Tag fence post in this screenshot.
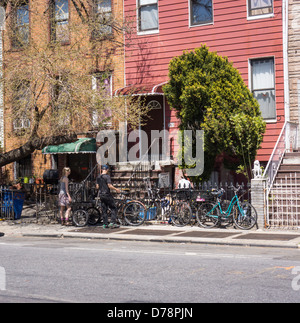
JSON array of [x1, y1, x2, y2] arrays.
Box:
[[251, 178, 267, 229]]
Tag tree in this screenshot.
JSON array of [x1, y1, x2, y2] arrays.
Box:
[[0, 0, 147, 167], [163, 45, 266, 181]]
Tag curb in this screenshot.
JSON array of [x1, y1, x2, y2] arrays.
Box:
[[21, 231, 300, 249]]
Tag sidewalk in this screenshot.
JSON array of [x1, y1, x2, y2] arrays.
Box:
[[1, 219, 300, 249]]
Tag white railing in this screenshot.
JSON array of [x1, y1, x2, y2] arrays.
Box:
[[267, 173, 300, 228], [263, 121, 298, 191]]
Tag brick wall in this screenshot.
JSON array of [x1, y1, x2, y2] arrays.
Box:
[[2, 0, 125, 182]]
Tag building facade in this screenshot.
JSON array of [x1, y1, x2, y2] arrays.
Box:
[[2, 0, 125, 183], [1, 0, 295, 187], [122, 0, 287, 183]]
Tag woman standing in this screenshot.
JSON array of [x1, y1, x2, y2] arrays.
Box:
[[59, 167, 72, 225]]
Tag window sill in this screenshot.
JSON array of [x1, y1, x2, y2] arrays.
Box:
[[264, 118, 277, 124], [137, 29, 159, 36], [189, 21, 214, 28], [247, 13, 274, 21]]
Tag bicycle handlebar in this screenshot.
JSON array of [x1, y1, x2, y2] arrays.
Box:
[[228, 184, 242, 193]]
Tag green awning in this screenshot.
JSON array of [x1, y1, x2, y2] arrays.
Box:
[[42, 138, 96, 154]]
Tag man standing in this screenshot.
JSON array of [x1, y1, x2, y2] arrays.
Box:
[[96, 165, 121, 229]]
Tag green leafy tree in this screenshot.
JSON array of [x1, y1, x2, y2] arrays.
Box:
[[163, 45, 266, 182]]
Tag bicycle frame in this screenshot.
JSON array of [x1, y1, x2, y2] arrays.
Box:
[[207, 193, 244, 219]]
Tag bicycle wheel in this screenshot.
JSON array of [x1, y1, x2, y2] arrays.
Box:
[[72, 209, 89, 227], [123, 200, 146, 226], [196, 202, 219, 228], [87, 207, 101, 225], [170, 202, 192, 227], [233, 201, 257, 230]]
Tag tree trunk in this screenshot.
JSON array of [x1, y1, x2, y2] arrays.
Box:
[[0, 133, 77, 167]]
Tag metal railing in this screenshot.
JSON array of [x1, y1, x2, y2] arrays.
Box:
[[263, 121, 298, 191]]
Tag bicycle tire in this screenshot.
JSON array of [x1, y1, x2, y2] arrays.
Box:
[[196, 202, 219, 228], [170, 202, 192, 227], [123, 200, 146, 226], [233, 201, 257, 230], [72, 209, 89, 227], [87, 207, 101, 225]]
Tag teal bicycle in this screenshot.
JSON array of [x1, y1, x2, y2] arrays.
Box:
[[196, 185, 257, 230]]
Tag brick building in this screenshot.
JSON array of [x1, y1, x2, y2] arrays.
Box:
[[2, 0, 125, 183]]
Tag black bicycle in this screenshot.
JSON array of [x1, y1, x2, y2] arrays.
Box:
[[86, 191, 147, 226], [142, 177, 173, 221]]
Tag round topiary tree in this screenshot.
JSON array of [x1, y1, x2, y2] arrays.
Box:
[[163, 45, 266, 182]]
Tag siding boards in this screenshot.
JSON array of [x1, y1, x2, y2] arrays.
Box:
[[124, 0, 285, 162]]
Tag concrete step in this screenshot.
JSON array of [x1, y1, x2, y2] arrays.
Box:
[[278, 164, 300, 172]]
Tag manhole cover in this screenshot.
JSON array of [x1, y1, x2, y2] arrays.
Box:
[[233, 233, 300, 241], [121, 229, 181, 236], [71, 226, 128, 234], [175, 231, 238, 238]]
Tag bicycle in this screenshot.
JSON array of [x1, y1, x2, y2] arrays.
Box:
[[86, 190, 147, 226], [169, 189, 193, 227], [196, 185, 257, 230], [142, 177, 172, 222]]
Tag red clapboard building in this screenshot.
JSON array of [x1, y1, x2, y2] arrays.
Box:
[[120, 0, 286, 183]]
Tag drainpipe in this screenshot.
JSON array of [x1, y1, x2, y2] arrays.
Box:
[[283, 0, 290, 123], [282, 0, 293, 150]]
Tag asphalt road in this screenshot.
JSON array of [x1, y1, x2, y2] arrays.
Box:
[[0, 236, 300, 304]]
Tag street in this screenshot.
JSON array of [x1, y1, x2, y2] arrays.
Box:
[[0, 236, 300, 304]]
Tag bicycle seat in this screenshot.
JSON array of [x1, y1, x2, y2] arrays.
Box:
[[210, 188, 224, 197]]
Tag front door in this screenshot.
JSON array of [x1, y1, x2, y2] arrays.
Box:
[[141, 96, 164, 161]]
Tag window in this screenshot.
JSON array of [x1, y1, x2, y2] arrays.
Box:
[[51, 0, 69, 43], [11, 2, 29, 48], [92, 74, 112, 127], [15, 155, 32, 178], [51, 76, 70, 126], [147, 100, 162, 110], [190, 0, 213, 26], [138, 0, 158, 32], [13, 82, 31, 131], [92, 0, 112, 38], [250, 58, 276, 120], [248, 0, 273, 17]]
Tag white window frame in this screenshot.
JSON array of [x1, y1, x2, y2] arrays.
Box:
[[249, 56, 277, 123], [247, 0, 274, 20], [189, 0, 214, 28], [13, 118, 30, 130], [137, 0, 159, 35]]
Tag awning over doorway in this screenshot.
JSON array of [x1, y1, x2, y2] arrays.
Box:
[[42, 138, 96, 154], [114, 81, 168, 96]]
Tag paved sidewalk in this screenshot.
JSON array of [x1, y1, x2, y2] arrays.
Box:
[[1, 220, 300, 249]]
